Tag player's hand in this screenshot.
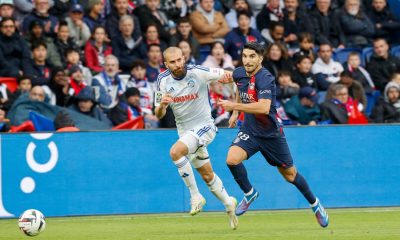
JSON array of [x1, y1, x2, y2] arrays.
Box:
[[160, 94, 173, 107], [218, 72, 233, 84], [217, 99, 235, 112], [228, 111, 238, 128]]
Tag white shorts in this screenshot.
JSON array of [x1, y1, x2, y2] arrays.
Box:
[[178, 124, 217, 168]]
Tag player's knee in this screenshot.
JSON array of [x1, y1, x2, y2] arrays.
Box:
[[201, 172, 214, 183], [170, 148, 183, 161], [283, 172, 296, 183], [226, 157, 240, 166]]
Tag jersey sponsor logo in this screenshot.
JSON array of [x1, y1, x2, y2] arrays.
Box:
[[172, 93, 199, 103], [259, 89, 271, 95], [240, 92, 256, 103]]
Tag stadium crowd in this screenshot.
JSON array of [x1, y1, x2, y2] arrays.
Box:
[[0, 0, 399, 131]]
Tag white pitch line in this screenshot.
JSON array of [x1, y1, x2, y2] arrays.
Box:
[[48, 208, 400, 222]]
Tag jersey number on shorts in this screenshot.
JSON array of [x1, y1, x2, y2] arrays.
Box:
[[238, 132, 250, 141]]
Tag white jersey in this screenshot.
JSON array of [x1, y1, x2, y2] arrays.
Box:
[[157, 65, 225, 135]]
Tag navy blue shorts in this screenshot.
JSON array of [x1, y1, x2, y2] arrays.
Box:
[[231, 129, 293, 168]]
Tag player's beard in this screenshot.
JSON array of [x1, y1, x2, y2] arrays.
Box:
[[172, 66, 186, 78]]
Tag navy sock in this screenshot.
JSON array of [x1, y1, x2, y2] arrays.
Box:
[[227, 163, 253, 194], [291, 173, 317, 204]]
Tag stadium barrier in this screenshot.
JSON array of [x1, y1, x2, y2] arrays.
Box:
[[0, 125, 399, 218]]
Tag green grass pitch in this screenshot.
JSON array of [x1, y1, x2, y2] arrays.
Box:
[[1, 207, 399, 240]]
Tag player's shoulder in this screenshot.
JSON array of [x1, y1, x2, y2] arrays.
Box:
[[256, 67, 274, 82], [232, 67, 247, 81], [187, 64, 210, 73], [156, 69, 171, 89]]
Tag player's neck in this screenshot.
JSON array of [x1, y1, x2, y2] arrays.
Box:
[[246, 65, 262, 77]]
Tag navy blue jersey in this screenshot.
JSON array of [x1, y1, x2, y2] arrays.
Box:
[[233, 66, 282, 138]]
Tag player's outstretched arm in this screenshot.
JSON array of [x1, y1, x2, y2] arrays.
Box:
[[155, 94, 173, 119], [218, 70, 234, 84], [218, 99, 271, 115]]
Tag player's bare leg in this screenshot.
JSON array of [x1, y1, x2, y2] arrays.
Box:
[[226, 146, 259, 216], [278, 166, 329, 227], [196, 162, 238, 229], [170, 141, 205, 216]]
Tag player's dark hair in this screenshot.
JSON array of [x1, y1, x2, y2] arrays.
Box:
[[242, 42, 264, 56]]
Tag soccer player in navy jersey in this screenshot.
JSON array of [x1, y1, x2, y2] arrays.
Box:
[[217, 42, 329, 227]]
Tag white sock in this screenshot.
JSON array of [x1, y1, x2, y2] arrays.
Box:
[[173, 156, 200, 197], [207, 174, 232, 209], [310, 198, 319, 207]]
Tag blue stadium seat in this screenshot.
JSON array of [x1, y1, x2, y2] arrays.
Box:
[[334, 48, 362, 65], [390, 45, 400, 58], [361, 47, 374, 66], [198, 45, 211, 64], [365, 90, 381, 116]]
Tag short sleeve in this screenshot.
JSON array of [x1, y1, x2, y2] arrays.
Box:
[[256, 71, 275, 100], [156, 75, 167, 94], [195, 66, 224, 84]]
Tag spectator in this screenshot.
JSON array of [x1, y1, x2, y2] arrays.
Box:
[[25, 20, 62, 68], [54, 21, 79, 67], [262, 42, 293, 77], [189, 0, 230, 45], [256, 0, 284, 33], [310, 0, 345, 47], [0, 17, 32, 78], [202, 41, 234, 70], [29, 85, 46, 102], [225, 0, 257, 29], [108, 86, 143, 126], [284, 86, 321, 125], [312, 43, 343, 83], [65, 4, 91, 48], [292, 32, 316, 63], [105, 0, 141, 40], [68, 64, 87, 96], [320, 83, 367, 124], [366, 38, 400, 92], [343, 52, 375, 94], [160, 0, 195, 22], [282, 0, 313, 48], [54, 110, 79, 132], [30, 40, 53, 86], [13, 75, 32, 100], [336, 0, 375, 47], [44, 67, 72, 106], [277, 70, 299, 102], [65, 48, 93, 86], [224, 10, 264, 66], [169, 17, 200, 59], [68, 86, 112, 126], [84, 26, 113, 74], [293, 55, 331, 90], [91, 54, 124, 110], [22, 0, 58, 37], [262, 20, 286, 46], [370, 81, 400, 123], [178, 39, 198, 65], [133, 0, 171, 43], [0, 0, 20, 30], [126, 60, 155, 115], [332, 70, 367, 107], [13, 0, 54, 23], [83, 0, 105, 32], [146, 44, 165, 83], [111, 15, 147, 73], [144, 24, 168, 51], [0, 108, 9, 132], [367, 0, 400, 44]]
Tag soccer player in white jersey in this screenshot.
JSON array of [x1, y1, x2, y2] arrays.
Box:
[[155, 47, 238, 230]]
